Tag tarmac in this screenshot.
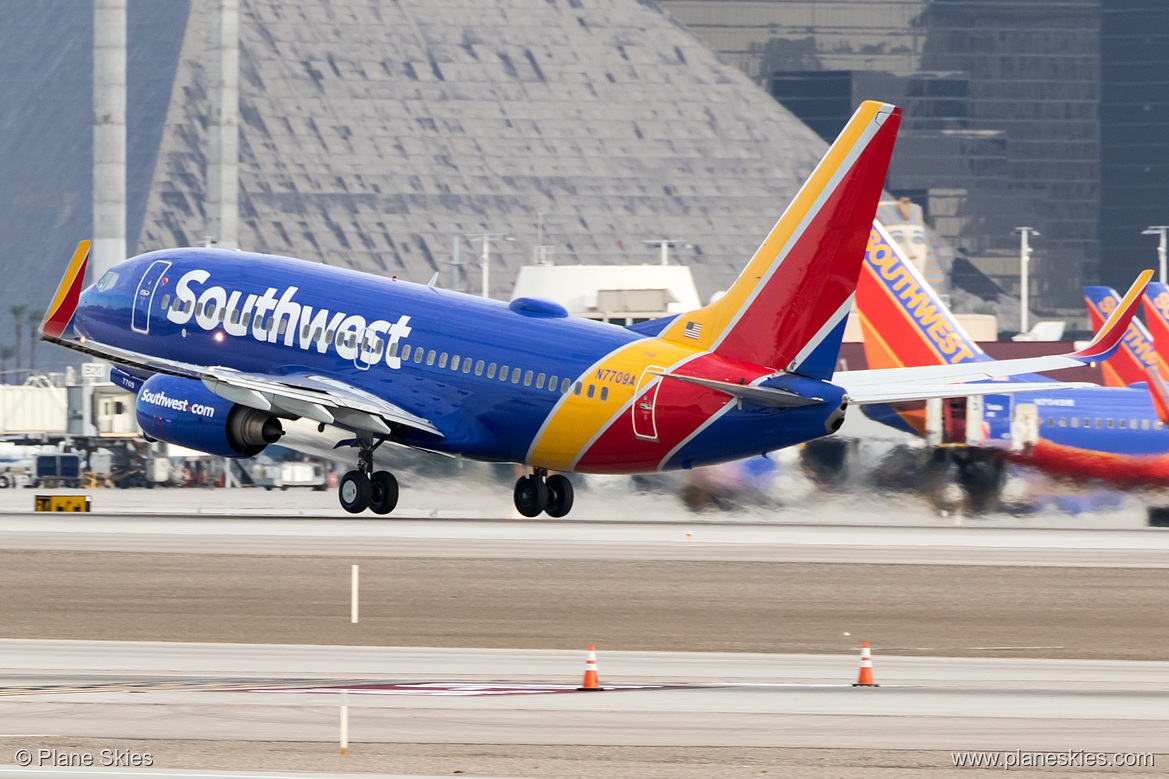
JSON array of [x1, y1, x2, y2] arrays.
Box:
[[0, 488, 1165, 776]]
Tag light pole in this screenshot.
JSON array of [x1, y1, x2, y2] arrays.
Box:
[[1142, 226, 1169, 284], [1013, 227, 1039, 334], [464, 233, 515, 298], [641, 239, 692, 266], [449, 236, 465, 292]]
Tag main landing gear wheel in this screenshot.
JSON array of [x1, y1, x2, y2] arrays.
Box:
[[545, 474, 574, 518], [339, 470, 370, 514], [514, 474, 548, 517], [337, 435, 400, 515], [513, 470, 575, 517], [369, 470, 399, 515]]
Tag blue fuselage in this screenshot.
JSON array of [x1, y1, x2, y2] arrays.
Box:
[[75, 248, 842, 470]]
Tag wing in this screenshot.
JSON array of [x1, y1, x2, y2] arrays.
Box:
[[846, 380, 1092, 405], [43, 332, 441, 438], [836, 270, 1152, 404]]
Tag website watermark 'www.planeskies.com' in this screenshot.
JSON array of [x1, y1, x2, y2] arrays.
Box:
[[952, 750, 1154, 769]]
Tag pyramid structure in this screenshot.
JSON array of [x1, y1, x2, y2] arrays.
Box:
[[0, 0, 185, 370], [138, 0, 833, 301]]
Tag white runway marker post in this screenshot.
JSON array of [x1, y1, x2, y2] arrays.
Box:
[[350, 564, 359, 624], [340, 689, 349, 754]]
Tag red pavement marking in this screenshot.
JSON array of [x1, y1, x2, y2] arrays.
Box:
[[238, 682, 659, 696]]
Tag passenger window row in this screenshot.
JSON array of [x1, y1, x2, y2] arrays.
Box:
[[1045, 416, 1162, 430], [411, 347, 576, 395], [409, 348, 617, 402]]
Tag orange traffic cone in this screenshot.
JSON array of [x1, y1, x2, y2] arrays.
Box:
[[578, 644, 601, 691], [853, 641, 878, 687]]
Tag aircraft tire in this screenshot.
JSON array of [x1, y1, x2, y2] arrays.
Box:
[[514, 475, 548, 517], [339, 470, 371, 514], [544, 474, 574, 517], [369, 471, 399, 515], [0, 474, 9, 489]]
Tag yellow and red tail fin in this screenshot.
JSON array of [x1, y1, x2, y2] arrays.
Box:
[[40, 240, 91, 339], [1142, 281, 1169, 365], [1084, 285, 1169, 387], [659, 100, 901, 379]]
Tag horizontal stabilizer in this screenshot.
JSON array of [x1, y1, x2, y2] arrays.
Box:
[[651, 371, 824, 408]]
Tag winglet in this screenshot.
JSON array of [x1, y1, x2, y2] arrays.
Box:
[[40, 240, 92, 339], [1083, 285, 1167, 387], [1146, 366, 1169, 425], [1073, 270, 1153, 361]]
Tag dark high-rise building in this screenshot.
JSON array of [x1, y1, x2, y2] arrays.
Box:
[[663, 0, 1104, 312], [1100, 0, 1169, 291]]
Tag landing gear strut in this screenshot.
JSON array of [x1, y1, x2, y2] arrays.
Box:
[[514, 469, 574, 517], [339, 436, 398, 515]]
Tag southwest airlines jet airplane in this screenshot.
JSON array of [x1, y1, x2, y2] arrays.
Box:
[[857, 222, 1169, 489], [38, 102, 1148, 515]]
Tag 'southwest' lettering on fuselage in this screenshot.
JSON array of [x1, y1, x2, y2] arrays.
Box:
[[165, 269, 412, 368], [865, 230, 976, 364]]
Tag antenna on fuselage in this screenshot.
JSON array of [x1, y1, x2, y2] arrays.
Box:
[[426, 272, 440, 289]]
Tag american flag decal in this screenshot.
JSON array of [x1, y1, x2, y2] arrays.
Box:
[[683, 321, 702, 339]]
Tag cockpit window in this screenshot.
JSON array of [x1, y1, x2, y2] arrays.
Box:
[[95, 271, 119, 292]]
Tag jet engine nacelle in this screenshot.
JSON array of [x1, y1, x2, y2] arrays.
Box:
[[135, 374, 283, 458]]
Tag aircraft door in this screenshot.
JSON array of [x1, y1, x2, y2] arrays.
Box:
[[131, 260, 172, 334], [632, 365, 664, 441], [1011, 402, 1040, 451], [965, 395, 986, 446]]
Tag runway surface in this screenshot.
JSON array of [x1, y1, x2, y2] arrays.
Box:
[[0, 772, 493, 779], [0, 767, 545, 779], [1, 492, 1166, 775], [1, 640, 1166, 754], [3, 549, 1168, 657], [2, 513, 1169, 567]]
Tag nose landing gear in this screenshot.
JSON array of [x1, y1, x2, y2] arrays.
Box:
[[514, 468, 574, 517], [338, 436, 399, 515]]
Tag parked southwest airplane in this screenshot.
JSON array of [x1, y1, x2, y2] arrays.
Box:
[[39, 102, 1149, 515], [856, 221, 1169, 490]]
